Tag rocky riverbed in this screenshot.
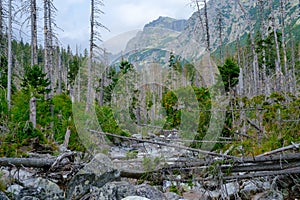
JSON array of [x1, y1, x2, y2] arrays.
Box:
[[0, 133, 299, 199]]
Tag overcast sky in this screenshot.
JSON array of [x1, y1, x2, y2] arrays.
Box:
[[54, 0, 195, 52]]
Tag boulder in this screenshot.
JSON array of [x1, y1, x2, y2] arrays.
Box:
[[83, 181, 137, 200], [221, 182, 239, 199], [20, 197, 40, 200], [121, 197, 150, 200], [136, 184, 167, 200], [0, 191, 9, 200], [66, 153, 120, 199], [121, 196, 151, 200], [17, 177, 63, 200], [255, 190, 283, 200], [240, 180, 270, 199], [164, 192, 185, 200], [7, 184, 23, 199]]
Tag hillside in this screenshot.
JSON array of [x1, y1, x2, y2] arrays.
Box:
[[122, 0, 300, 62]]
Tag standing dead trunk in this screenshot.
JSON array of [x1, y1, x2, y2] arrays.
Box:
[[279, 0, 288, 91], [86, 0, 95, 112], [30, 97, 37, 128], [63, 127, 71, 148], [269, 0, 282, 92], [57, 48, 62, 94], [203, 0, 210, 51], [7, 0, 12, 110], [31, 0, 38, 66]]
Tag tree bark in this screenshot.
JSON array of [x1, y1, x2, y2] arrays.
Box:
[[86, 0, 94, 112], [7, 0, 12, 110], [31, 0, 38, 66], [30, 97, 37, 128], [269, 0, 282, 92]]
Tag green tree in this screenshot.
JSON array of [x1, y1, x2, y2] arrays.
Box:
[[218, 58, 240, 92], [21, 65, 50, 96]]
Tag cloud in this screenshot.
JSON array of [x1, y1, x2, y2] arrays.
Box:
[[54, 0, 194, 51]]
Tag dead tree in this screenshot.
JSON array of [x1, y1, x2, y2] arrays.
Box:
[[31, 0, 38, 66], [86, 0, 107, 111], [7, 0, 12, 110], [269, 0, 283, 92]]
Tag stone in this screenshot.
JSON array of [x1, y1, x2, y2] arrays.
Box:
[[121, 197, 150, 200], [7, 184, 23, 198], [240, 180, 270, 199], [164, 192, 185, 200], [136, 184, 168, 200], [86, 181, 137, 200], [20, 197, 40, 200], [255, 190, 283, 200], [221, 182, 239, 199], [0, 191, 9, 200], [182, 190, 211, 200], [23, 177, 63, 200], [66, 153, 120, 200], [292, 185, 300, 197]]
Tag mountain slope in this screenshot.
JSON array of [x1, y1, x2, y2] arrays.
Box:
[[122, 0, 300, 62]]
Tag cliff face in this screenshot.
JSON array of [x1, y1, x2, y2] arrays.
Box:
[[123, 0, 300, 62], [144, 16, 187, 32]]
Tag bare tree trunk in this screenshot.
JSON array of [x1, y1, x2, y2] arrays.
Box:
[[47, 0, 54, 97], [7, 0, 12, 110], [0, 0, 3, 38], [291, 40, 297, 94], [217, 10, 223, 63], [44, 0, 49, 86], [57, 48, 62, 94], [203, 0, 210, 51], [63, 127, 71, 148], [31, 0, 38, 66], [269, 0, 282, 92], [236, 37, 243, 96], [86, 0, 95, 112], [30, 97, 37, 128], [258, 0, 267, 95], [280, 0, 288, 91]]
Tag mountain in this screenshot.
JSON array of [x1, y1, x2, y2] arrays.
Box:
[[124, 17, 187, 56], [121, 0, 300, 63], [144, 16, 187, 32]]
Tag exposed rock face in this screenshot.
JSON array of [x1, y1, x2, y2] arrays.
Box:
[[66, 153, 120, 199], [144, 16, 187, 32]]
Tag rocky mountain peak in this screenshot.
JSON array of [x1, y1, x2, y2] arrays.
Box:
[[144, 16, 187, 32]]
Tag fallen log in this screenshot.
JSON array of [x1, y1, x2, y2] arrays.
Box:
[[89, 129, 238, 159], [0, 152, 78, 169], [0, 157, 55, 168], [255, 143, 300, 158]]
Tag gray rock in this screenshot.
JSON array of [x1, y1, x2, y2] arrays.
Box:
[[164, 192, 185, 200], [0, 191, 9, 200], [240, 180, 270, 199], [291, 185, 300, 198], [256, 190, 283, 200], [121, 196, 150, 200], [67, 153, 120, 199], [22, 177, 63, 200], [18, 186, 44, 200], [7, 184, 23, 199], [136, 184, 167, 200], [85, 181, 137, 200], [20, 197, 40, 200], [221, 182, 239, 199]]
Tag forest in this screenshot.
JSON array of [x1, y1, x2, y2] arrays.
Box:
[[0, 0, 299, 199]]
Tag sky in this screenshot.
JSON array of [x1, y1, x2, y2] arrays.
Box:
[[54, 0, 195, 52]]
